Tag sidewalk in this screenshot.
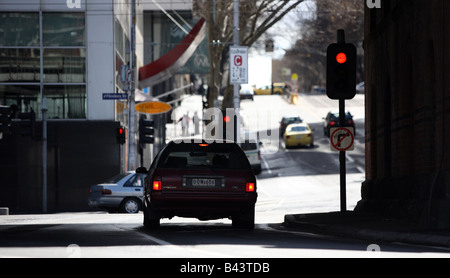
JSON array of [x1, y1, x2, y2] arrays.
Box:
[[284, 211, 450, 249]]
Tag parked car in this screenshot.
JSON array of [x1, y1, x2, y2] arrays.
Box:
[[136, 139, 257, 229], [283, 123, 314, 148], [240, 132, 262, 175], [279, 115, 303, 136], [239, 84, 254, 100], [88, 172, 146, 213], [323, 111, 355, 137]]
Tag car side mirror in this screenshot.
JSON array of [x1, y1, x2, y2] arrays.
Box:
[[135, 167, 148, 174]]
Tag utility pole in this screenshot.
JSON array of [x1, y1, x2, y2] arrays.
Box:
[[128, 0, 137, 171], [233, 0, 240, 143]]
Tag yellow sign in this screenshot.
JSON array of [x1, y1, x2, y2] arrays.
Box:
[[135, 101, 172, 114]]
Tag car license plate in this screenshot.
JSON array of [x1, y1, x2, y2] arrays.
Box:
[[183, 176, 225, 188]]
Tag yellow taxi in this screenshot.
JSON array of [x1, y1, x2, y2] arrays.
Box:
[[253, 83, 285, 95], [283, 123, 314, 148]]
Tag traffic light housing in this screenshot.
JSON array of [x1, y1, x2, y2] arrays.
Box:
[[18, 110, 36, 137], [0, 105, 12, 137], [117, 127, 126, 144], [326, 43, 357, 100], [139, 117, 154, 144]]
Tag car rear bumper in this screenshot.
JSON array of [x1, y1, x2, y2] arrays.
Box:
[[146, 192, 257, 219]]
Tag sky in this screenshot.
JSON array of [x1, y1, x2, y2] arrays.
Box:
[[247, 0, 316, 88]]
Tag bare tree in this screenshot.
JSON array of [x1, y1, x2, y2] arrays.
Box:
[[193, 0, 306, 109], [281, 0, 364, 92]]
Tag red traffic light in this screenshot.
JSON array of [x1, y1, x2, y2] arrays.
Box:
[[118, 127, 124, 135], [336, 52, 347, 64]]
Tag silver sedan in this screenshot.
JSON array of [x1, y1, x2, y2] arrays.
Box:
[[88, 172, 146, 213]]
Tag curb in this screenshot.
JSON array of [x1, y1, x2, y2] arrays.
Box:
[[284, 213, 450, 249]]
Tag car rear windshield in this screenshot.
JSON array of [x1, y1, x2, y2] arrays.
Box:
[[240, 141, 258, 151], [288, 126, 308, 132], [159, 142, 250, 170], [104, 173, 130, 183]]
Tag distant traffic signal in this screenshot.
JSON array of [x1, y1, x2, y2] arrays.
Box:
[[0, 105, 12, 137], [222, 109, 236, 141], [139, 117, 154, 144], [117, 127, 126, 144], [326, 43, 357, 100]]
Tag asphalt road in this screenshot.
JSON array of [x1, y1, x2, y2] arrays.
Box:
[[1, 95, 450, 259]]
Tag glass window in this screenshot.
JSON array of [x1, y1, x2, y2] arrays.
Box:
[[43, 49, 86, 83], [43, 13, 85, 47], [0, 49, 40, 83], [44, 85, 86, 119], [0, 84, 40, 117], [0, 13, 39, 47]]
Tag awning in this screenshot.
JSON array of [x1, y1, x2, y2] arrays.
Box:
[[138, 18, 206, 89]]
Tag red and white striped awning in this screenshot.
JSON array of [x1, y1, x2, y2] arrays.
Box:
[[138, 18, 206, 89]]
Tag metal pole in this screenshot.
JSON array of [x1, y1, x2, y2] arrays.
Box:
[[39, 11, 47, 213], [337, 29, 346, 212], [233, 0, 240, 143], [339, 99, 346, 212], [128, 0, 137, 171], [42, 97, 48, 213]]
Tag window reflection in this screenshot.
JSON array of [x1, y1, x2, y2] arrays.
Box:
[[0, 49, 40, 82], [44, 85, 86, 119], [0, 84, 40, 117], [43, 13, 85, 47], [0, 13, 39, 47], [43, 49, 86, 83]]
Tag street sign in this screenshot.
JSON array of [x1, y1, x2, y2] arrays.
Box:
[[135, 101, 171, 114], [230, 46, 248, 84], [102, 93, 128, 100], [330, 127, 354, 151]]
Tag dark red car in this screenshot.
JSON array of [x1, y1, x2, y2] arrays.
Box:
[[136, 139, 257, 229]]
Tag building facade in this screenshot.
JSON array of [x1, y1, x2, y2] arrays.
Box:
[[356, 0, 450, 228], [0, 0, 144, 212]]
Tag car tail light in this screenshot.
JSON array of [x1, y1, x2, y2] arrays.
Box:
[[307, 134, 312, 137], [286, 135, 291, 139], [329, 121, 336, 126], [246, 182, 255, 192], [258, 151, 261, 160], [348, 120, 354, 125], [152, 180, 162, 191], [101, 189, 112, 195]]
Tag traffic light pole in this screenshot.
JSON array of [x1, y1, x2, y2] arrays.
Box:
[[128, 0, 137, 171], [233, 0, 240, 143], [339, 98, 347, 212], [337, 30, 347, 212]]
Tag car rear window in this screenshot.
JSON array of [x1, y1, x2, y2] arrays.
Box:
[[240, 141, 258, 151], [159, 142, 250, 170], [288, 126, 308, 132], [104, 173, 130, 183]]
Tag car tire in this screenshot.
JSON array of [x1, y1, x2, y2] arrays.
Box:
[[143, 204, 160, 229], [232, 204, 255, 230], [120, 198, 141, 213]]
